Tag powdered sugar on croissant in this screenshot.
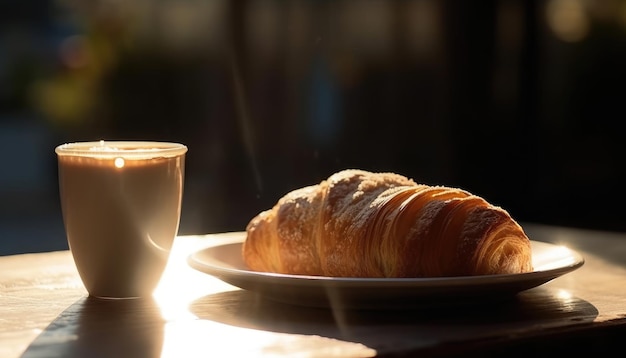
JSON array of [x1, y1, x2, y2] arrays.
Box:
[[243, 169, 533, 277]]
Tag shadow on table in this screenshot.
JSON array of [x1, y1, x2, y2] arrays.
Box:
[[188, 287, 599, 356], [21, 297, 164, 358], [18, 287, 601, 357]]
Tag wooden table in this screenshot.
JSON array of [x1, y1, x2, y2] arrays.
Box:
[[2, 223, 626, 357]]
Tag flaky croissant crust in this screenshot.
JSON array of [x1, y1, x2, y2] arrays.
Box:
[[243, 169, 533, 278]]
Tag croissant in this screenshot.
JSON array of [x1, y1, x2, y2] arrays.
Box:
[[243, 169, 533, 278]]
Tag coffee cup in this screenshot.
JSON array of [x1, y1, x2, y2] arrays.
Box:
[[56, 141, 187, 299]]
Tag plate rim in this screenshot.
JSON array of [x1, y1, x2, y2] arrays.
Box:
[[187, 232, 585, 287]]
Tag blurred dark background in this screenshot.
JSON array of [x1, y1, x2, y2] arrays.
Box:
[[1, 0, 625, 255]]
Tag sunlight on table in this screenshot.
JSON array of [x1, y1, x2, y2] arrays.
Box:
[[151, 235, 377, 358]]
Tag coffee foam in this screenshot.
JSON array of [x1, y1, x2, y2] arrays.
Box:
[[59, 155, 175, 168]]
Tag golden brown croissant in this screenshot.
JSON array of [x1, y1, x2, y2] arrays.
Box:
[[243, 169, 533, 278]]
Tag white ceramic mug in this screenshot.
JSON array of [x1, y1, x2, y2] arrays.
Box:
[[56, 141, 187, 298]]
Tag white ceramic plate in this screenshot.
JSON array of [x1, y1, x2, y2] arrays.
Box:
[[187, 232, 584, 309]]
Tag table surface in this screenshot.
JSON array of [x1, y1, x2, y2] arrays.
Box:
[[2, 223, 626, 357]]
